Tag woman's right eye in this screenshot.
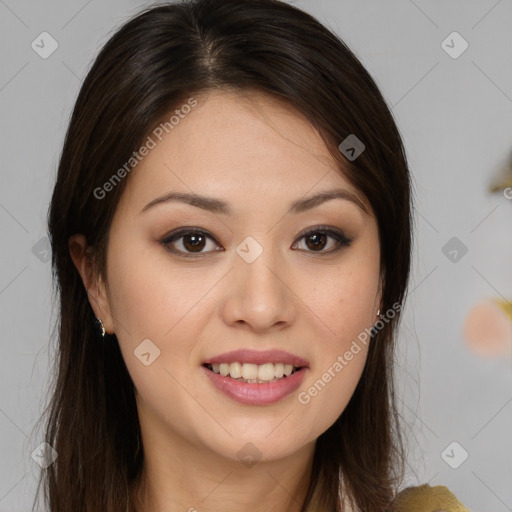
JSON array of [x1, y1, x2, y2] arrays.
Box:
[[160, 229, 223, 258]]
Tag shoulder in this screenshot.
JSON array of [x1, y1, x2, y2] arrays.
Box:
[[391, 483, 471, 512]]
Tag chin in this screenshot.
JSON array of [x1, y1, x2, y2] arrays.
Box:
[[201, 425, 311, 465]]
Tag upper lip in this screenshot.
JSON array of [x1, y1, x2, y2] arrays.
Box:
[[203, 349, 309, 367]]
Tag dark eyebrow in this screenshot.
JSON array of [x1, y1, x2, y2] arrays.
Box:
[[139, 188, 369, 216]]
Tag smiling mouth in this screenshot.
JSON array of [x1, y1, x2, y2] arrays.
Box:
[[203, 362, 302, 383]]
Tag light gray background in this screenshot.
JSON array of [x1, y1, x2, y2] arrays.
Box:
[[1, 1, 511, 511]]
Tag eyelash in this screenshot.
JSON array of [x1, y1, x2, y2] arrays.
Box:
[[160, 225, 353, 258]]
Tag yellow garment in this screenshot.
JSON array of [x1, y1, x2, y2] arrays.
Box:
[[393, 484, 471, 512]]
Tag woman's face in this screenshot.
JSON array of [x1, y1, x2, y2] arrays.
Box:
[[84, 89, 382, 463]]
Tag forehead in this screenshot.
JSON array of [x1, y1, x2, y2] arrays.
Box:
[[117, 89, 366, 215]]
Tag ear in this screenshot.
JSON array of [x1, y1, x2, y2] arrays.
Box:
[[68, 234, 115, 335]]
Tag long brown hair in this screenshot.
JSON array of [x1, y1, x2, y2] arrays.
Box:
[[36, 0, 414, 510]]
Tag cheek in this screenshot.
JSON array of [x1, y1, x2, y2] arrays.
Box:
[[106, 240, 208, 339], [293, 257, 377, 425], [104, 245, 214, 418], [105, 241, 222, 385], [301, 261, 378, 347], [296, 341, 369, 442]]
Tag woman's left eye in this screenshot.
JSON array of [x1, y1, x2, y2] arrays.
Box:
[[292, 227, 353, 253], [160, 226, 353, 258]]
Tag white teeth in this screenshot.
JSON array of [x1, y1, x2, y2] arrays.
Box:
[[258, 363, 274, 381], [207, 362, 300, 381], [242, 363, 258, 380], [229, 362, 242, 378]]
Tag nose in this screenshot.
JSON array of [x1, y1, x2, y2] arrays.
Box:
[[220, 247, 297, 333]]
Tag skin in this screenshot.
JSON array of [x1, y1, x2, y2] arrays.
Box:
[[69, 89, 382, 512]]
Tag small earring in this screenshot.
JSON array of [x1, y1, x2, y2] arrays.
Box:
[[96, 317, 106, 339], [377, 309, 381, 317]]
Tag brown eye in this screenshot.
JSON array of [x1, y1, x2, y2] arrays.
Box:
[[304, 232, 328, 251], [161, 229, 222, 257], [160, 225, 353, 258], [293, 227, 353, 254], [182, 233, 207, 252]]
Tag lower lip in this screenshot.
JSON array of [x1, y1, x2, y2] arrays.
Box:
[[201, 365, 308, 405]]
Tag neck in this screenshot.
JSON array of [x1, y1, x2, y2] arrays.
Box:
[[130, 435, 315, 512]]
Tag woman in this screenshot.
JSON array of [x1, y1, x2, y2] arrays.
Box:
[[37, 0, 470, 510]]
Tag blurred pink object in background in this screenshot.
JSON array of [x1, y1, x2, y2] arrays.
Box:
[[463, 299, 512, 358]]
